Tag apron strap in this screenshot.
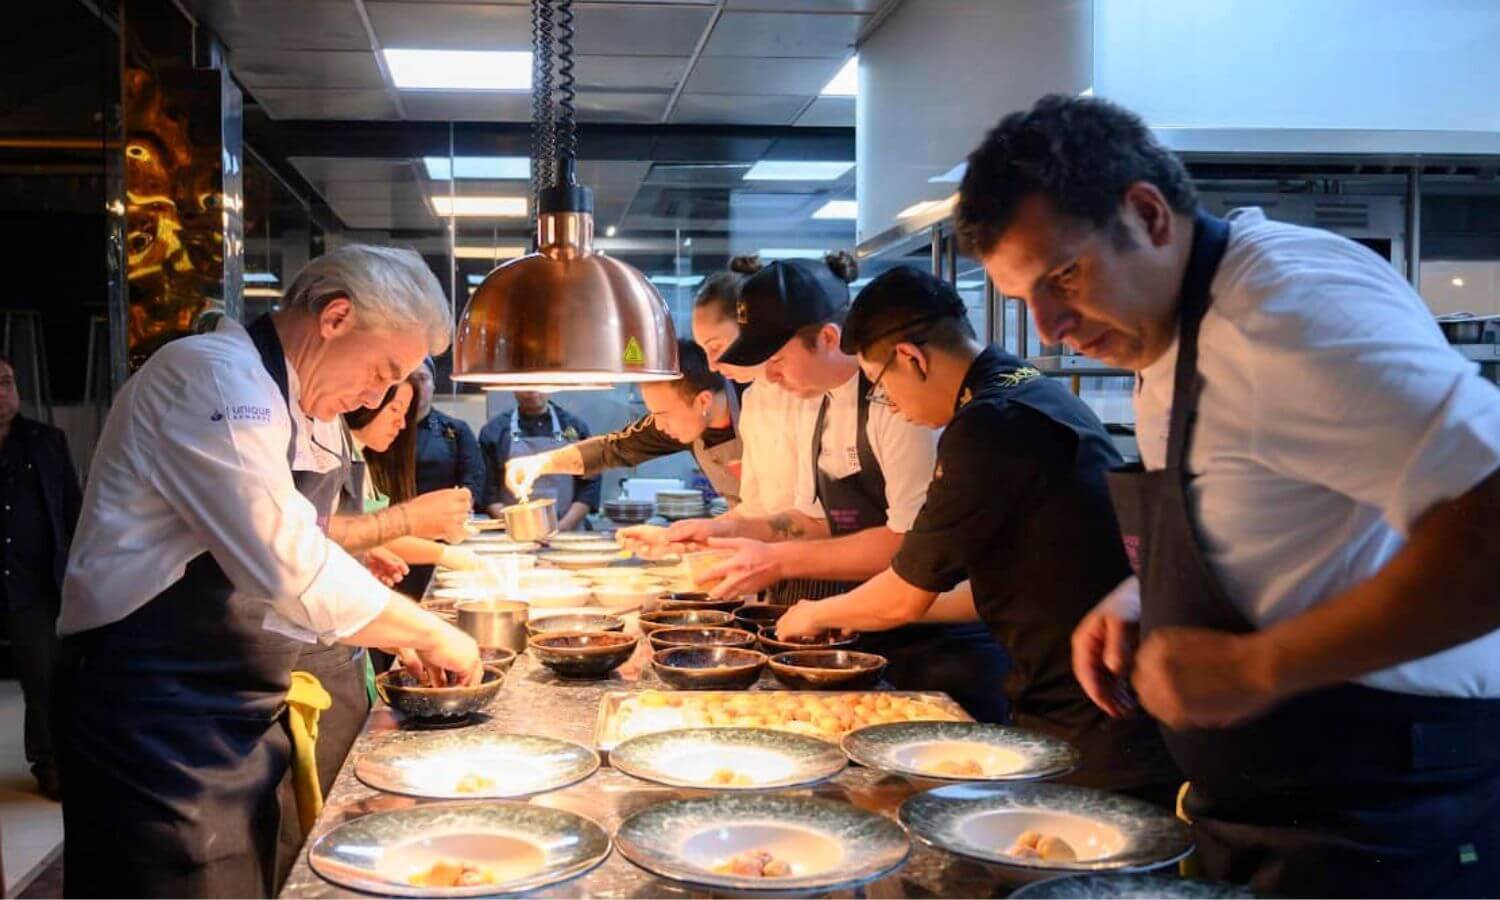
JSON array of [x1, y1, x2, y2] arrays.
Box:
[[246, 314, 298, 469], [1164, 212, 1233, 474]]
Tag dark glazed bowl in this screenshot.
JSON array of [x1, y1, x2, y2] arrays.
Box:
[[651, 646, 768, 690], [757, 626, 860, 655], [732, 602, 790, 632], [769, 650, 888, 691], [647, 626, 757, 655], [637, 608, 734, 636], [526, 612, 626, 637], [657, 592, 745, 614], [479, 646, 519, 675], [376, 663, 506, 721], [530, 631, 638, 679]]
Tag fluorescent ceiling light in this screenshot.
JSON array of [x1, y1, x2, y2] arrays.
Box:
[[423, 156, 530, 180], [244, 287, 282, 298], [244, 272, 279, 284], [812, 200, 857, 220], [821, 56, 857, 97], [384, 48, 531, 91], [744, 160, 854, 182], [929, 162, 967, 184], [453, 245, 527, 260], [430, 195, 527, 217], [759, 248, 826, 260], [650, 275, 705, 288]]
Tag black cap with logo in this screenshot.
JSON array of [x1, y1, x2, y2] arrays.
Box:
[[718, 258, 853, 367]]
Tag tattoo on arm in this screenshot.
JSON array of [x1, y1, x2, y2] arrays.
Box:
[[768, 513, 805, 540], [328, 505, 412, 553]]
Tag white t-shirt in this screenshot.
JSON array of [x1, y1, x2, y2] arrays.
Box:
[[60, 317, 390, 643], [1135, 207, 1500, 698], [804, 371, 939, 534], [735, 378, 820, 517]]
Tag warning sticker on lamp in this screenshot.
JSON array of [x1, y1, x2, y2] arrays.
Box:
[[623, 337, 645, 365]]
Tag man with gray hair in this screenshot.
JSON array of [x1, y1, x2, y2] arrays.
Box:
[[56, 244, 481, 898]]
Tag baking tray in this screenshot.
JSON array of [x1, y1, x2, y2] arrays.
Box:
[[594, 689, 972, 753]]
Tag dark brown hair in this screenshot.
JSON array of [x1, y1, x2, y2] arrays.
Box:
[[692, 255, 764, 321], [344, 375, 421, 504], [795, 250, 859, 347]]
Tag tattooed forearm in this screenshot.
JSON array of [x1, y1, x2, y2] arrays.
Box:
[[768, 513, 805, 540]]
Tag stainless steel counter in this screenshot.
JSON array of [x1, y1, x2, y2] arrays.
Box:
[[279, 637, 1030, 898]]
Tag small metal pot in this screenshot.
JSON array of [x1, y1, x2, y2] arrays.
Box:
[[456, 599, 530, 652], [501, 498, 558, 541]]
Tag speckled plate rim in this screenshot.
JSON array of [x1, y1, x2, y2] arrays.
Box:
[[610, 727, 848, 791], [307, 800, 611, 897], [898, 782, 1193, 874], [614, 794, 911, 894], [353, 731, 600, 800], [1010, 872, 1257, 899], [841, 721, 1080, 783]]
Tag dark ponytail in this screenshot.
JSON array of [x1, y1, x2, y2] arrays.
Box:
[[823, 250, 858, 284], [694, 255, 764, 321]]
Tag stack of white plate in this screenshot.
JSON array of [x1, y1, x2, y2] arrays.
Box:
[[655, 489, 706, 520]]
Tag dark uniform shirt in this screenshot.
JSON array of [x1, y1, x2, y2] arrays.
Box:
[[478, 404, 602, 511], [413, 408, 486, 506], [573, 410, 736, 474], [892, 345, 1178, 794], [1, 429, 57, 611]]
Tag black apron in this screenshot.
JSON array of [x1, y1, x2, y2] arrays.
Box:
[[56, 315, 346, 899], [1108, 211, 1500, 897], [807, 374, 1011, 724]]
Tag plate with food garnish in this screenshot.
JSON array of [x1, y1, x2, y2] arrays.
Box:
[[307, 801, 610, 897], [842, 721, 1078, 782], [899, 783, 1192, 877], [354, 732, 599, 799], [610, 727, 847, 791], [615, 794, 908, 893]]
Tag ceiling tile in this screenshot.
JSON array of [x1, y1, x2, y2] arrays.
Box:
[[574, 90, 671, 123], [290, 157, 418, 183], [724, 0, 883, 10], [227, 49, 385, 90], [398, 92, 532, 121], [574, 55, 690, 91], [181, 0, 371, 51], [669, 93, 810, 126], [701, 11, 861, 58], [321, 181, 431, 206], [683, 56, 843, 95], [795, 95, 854, 127], [251, 88, 401, 120], [573, 4, 716, 56], [366, 2, 531, 51]]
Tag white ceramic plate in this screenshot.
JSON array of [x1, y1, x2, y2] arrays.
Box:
[[354, 732, 599, 800]]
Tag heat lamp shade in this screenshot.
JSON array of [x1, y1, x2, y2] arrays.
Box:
[[453, 250, 680, 385]]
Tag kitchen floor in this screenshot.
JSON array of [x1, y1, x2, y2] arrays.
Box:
[[0, 680, 62, 898]]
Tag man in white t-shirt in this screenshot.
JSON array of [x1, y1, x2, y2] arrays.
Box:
[[958, 94, 1500, 897]]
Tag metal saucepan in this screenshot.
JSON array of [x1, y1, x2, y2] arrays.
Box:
[[456, 599, 530, 652], [501, 498, 559, 541]]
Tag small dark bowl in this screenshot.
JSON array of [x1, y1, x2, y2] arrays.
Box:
[[757, 625, 860, 655], [478, 647, 518, 675], [376, 663, 506, 721], [647, 626, 757, 655], [652, 646, 768, 690], [637, 608, 734, 636], [769, 650, 888, 691], [658, 592, 745, 614], [526, 612, 626, 637], [530, 631, 638, 679], [733, 602, 789, 632]]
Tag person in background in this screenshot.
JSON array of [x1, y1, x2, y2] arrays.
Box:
[[411, 358, 485, 503], [0, 354, 80, 801], [56, 245, 480, 898], [480, 391, 600, 530], [776, 266, 1179, 805], [505, 340, 742, 507], [961, 94, 1500, 896]]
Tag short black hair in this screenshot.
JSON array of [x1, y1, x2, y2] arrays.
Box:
[[673, 338, 725, 399], [956, 94, 1198, 258], [841, 266, 976, 357]]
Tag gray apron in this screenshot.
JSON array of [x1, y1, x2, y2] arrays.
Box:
[[501, 405, 577, 525], [691, 386, 743, 508]]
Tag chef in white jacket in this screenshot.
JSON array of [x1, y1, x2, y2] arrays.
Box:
[[56, 245, 480, 899]]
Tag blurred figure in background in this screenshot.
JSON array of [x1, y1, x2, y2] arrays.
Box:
[[411, 358, 485, 504], [480, 391, 599, 530], [0, 354, 80, 800]]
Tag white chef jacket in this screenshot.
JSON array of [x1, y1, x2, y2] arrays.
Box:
[[735, 378, 820, 517], [1135, 207, 1500, 697], [60, 317, 391, 643], [801, 371, 939, 534]]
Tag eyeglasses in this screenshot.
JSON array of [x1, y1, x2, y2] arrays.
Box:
[[865, 350, 898, 407]]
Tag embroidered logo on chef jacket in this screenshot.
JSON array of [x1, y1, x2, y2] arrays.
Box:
[[228, 404, 273, 424], [210, 410, 225, 422], [845, 444, 861, 471], [562, 426, 580, 442]]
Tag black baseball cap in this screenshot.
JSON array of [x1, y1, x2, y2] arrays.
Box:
[[718, 259, 852, 367]]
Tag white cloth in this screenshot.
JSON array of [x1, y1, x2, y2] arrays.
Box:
[[806, 371, 939, 534], [735, 378, 820, 517], [1135, 207, 1500, 697], [60, 317, 391, 643]]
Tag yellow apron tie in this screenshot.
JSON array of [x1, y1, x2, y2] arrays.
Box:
[[1176, 781, 1200, 878], [286, 671, 333, 836]]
